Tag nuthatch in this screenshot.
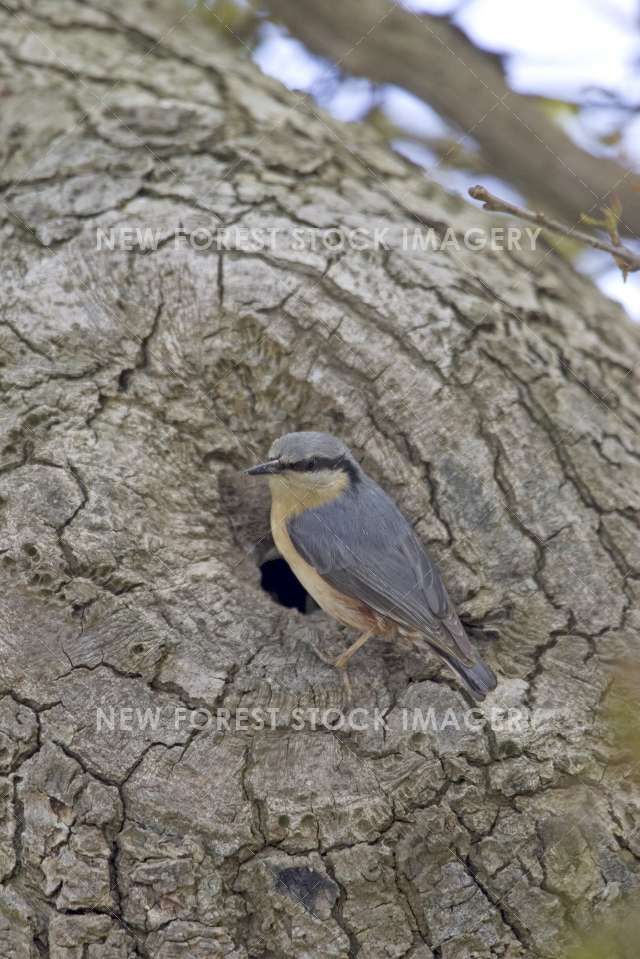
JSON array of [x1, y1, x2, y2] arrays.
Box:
[[245, 432, 497, 700]]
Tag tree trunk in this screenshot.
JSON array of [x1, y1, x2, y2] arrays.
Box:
[[265, 0, 640, 237], [1, 2, 639, 958]]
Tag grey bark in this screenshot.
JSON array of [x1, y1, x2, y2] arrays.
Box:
[[1, 2, 640, 958], [265, 0, 640, 237]]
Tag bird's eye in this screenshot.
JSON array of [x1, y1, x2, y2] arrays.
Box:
[[286, 457, 319, 471]]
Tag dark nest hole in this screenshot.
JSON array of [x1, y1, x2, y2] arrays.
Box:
[[260, 557, 314, 614], [216, 468, 313, 614]]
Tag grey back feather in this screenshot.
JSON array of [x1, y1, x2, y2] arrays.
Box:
[[288, 474, 477, 667]]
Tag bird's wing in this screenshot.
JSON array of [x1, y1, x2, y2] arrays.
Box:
[[287, 478, 477, 667]]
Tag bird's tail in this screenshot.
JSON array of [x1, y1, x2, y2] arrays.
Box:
[[434, 646, 497, 701]]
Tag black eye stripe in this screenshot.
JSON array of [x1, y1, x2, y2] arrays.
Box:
[[278, 453, 360, 484], [285, 455, 344, 472]]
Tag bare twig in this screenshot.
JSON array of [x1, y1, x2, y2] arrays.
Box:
[[469, 184, 640, 277]]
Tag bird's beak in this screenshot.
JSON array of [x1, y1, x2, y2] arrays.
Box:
[[243, 458, 281, 476]]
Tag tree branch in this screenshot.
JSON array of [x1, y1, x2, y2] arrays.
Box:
[[264, 0, 640, 237], [469, 184, 640, 277]]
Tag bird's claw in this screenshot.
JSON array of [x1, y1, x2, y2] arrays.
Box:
[[340, 668, 353, 702], [333, 649, 352, 670], [309, 641, 353, 701], [309, 640, 338, 667]]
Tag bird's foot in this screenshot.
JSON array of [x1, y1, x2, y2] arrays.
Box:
[[309, 640, 353, 701], [309, 640, 339, 667], [339, 666, 353, 702], [334, 649, 354, 670]]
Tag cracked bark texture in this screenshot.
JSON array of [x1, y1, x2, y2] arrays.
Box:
[[0, 2, 639, 958]]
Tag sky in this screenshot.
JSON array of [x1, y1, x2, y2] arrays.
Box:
[[252, 0, 640, 319]]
